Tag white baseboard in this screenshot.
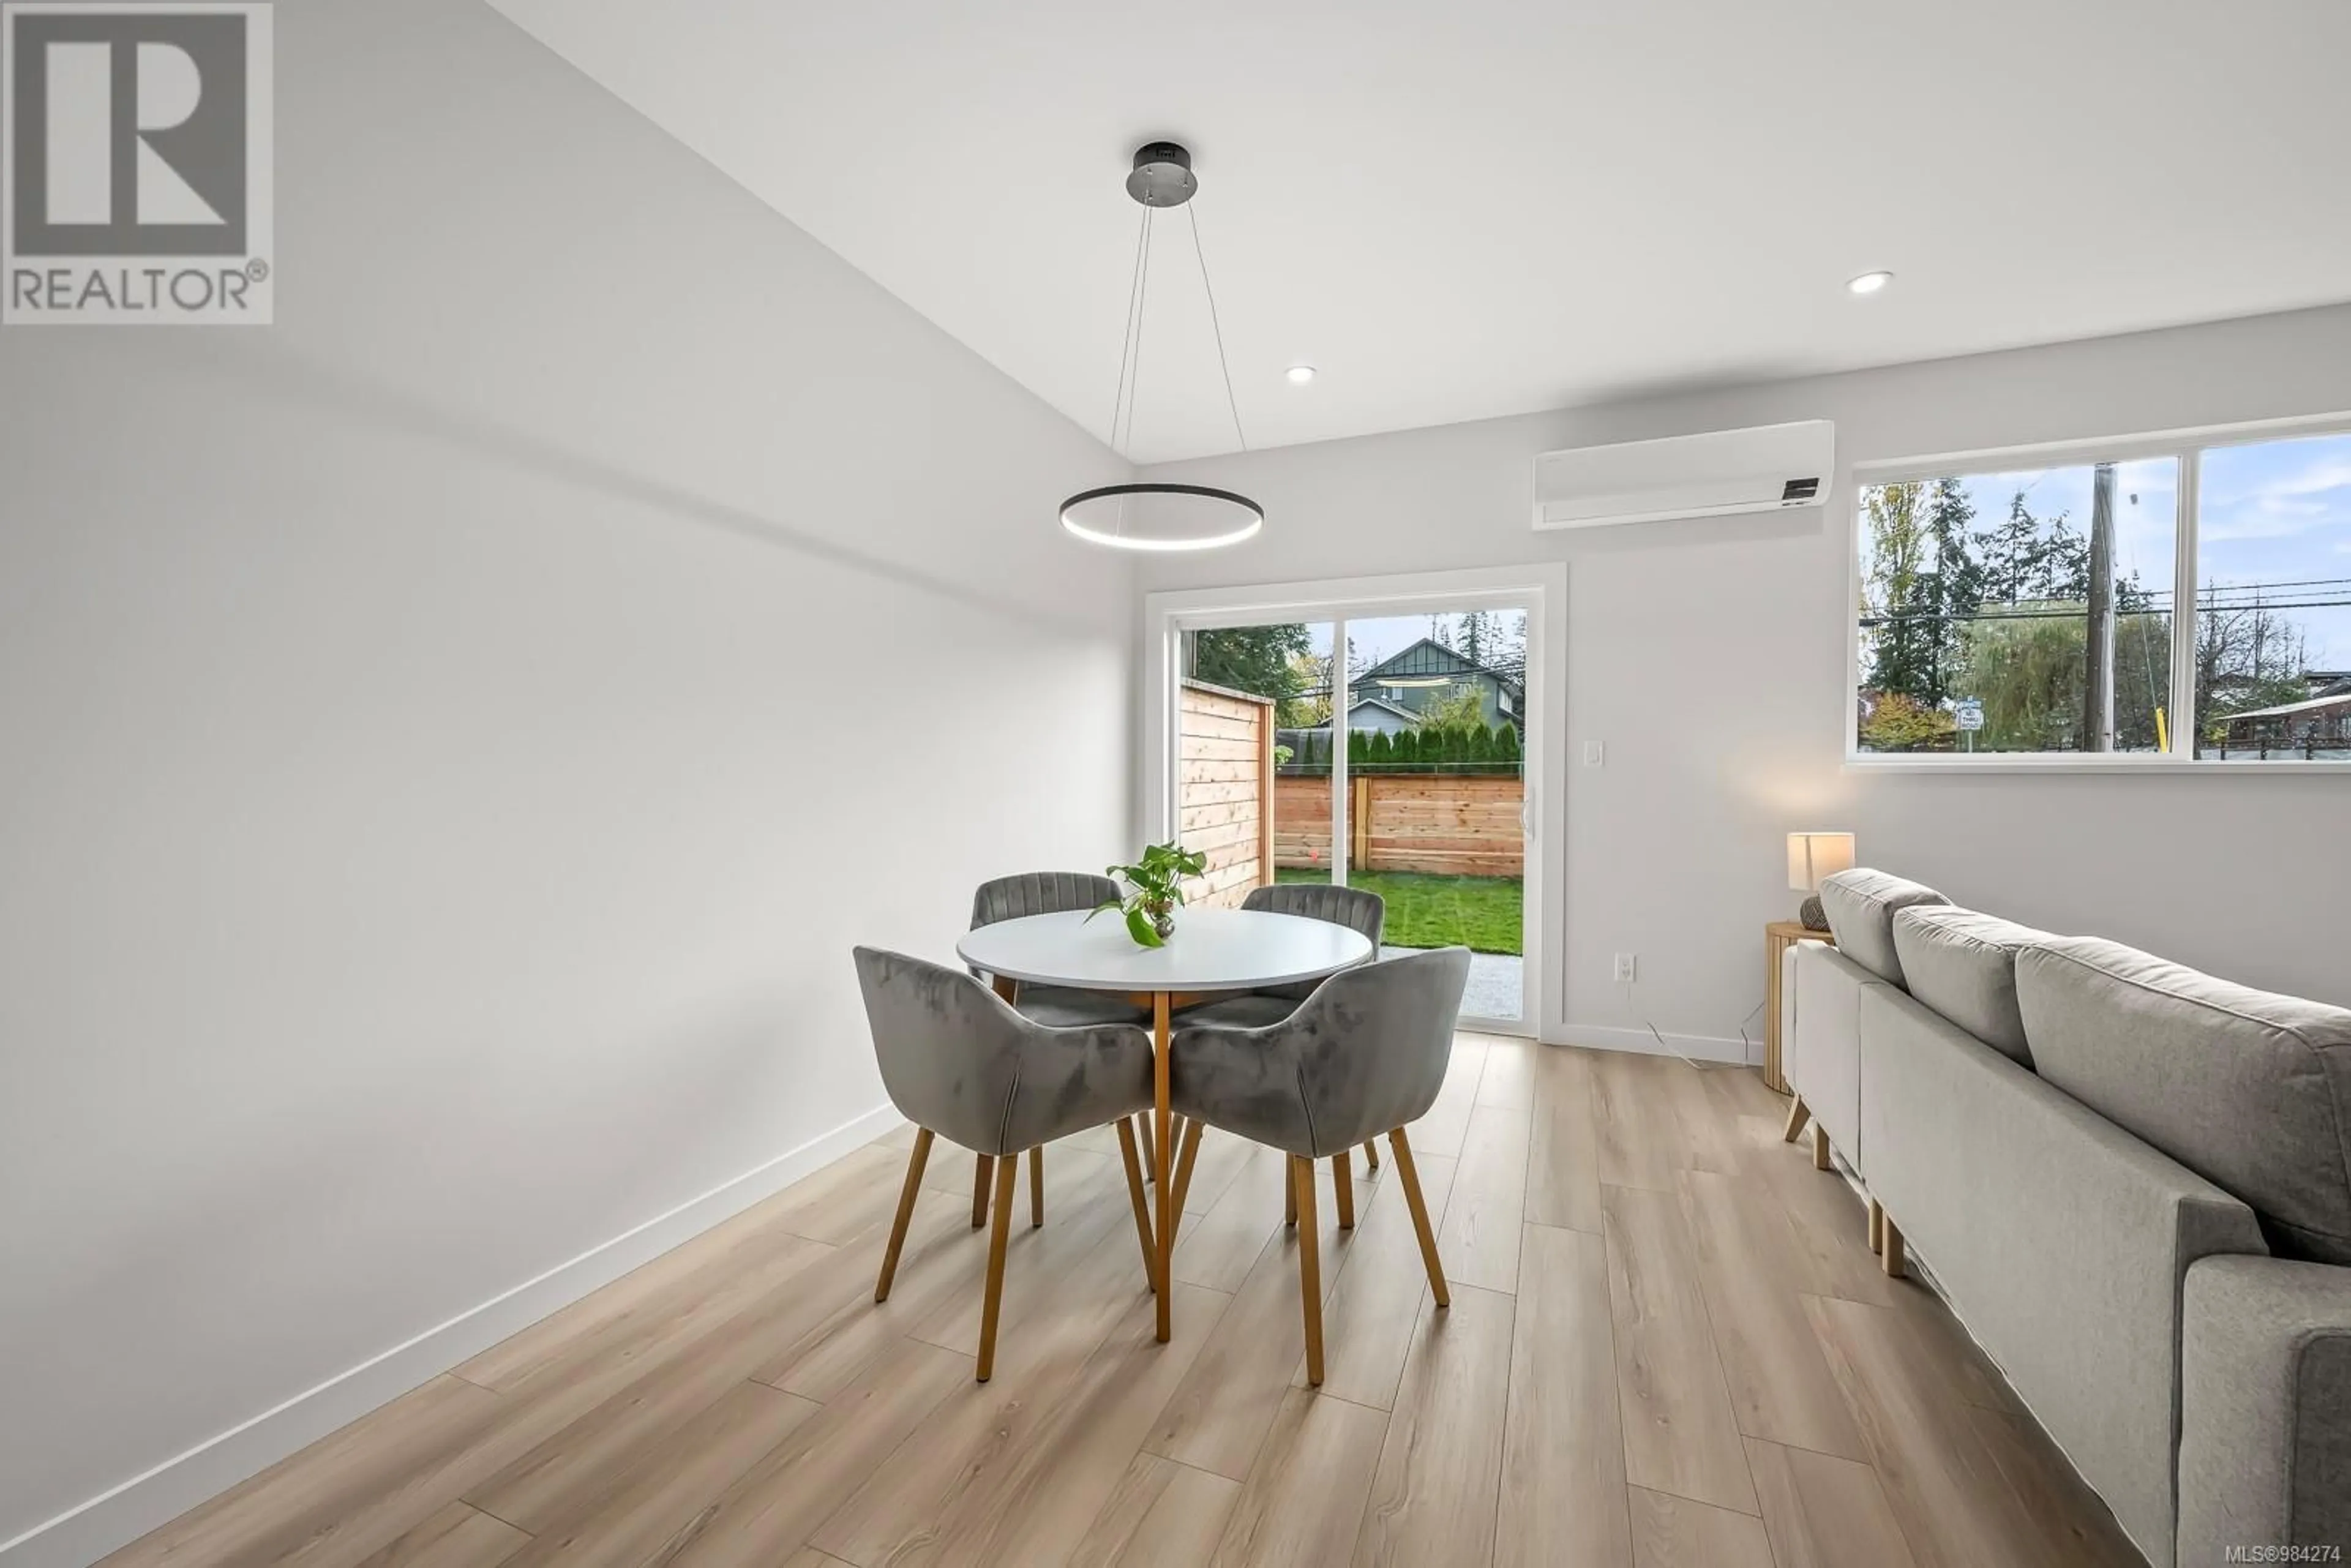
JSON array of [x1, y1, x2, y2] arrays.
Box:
[[1546, 1021, 1757, 1066], [0, 1102, 901, 1568]]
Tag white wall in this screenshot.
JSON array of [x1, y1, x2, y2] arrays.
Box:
[[0, 1, 1132, 1559], [1138, 306, 2351, 1051]]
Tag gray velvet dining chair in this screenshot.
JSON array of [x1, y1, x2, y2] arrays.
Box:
[[852, 945, 1160, 1381], [1166, 946, 1470, 1386], [1186, 882, 1389, 1176], [966, 871, 1157, 1214]]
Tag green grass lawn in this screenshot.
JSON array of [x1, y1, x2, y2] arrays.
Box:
[[1277, 868, 1523, 955]]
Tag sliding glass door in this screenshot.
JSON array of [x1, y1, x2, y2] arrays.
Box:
[[1169, 597, 1536, 1032]]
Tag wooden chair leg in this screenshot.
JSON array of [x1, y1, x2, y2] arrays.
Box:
[[1782, 1095, 1812, 1144], [1363, 1139, 1381, 1171], [1114, 1117, 1160, 1293], [1389, 1127, 1449, 1308], [1029, 1146, 1044, 1228], [1168, 1118, 1204, 1250], [1812, 1122, 1833, 1172], [977, 1152, 1020, 1381], [971, 1153, 994, 1228], [1881, 1214, 1906, 1279], [1136, 1115, 1158, 1184], [1285, 1160, 1299, 1228], [1293, 1156, 1325, 1387], [875, 1127, 934, 1302], [1332, 1152, 1355, 1229], [1868, 1197, 1884, 1256]]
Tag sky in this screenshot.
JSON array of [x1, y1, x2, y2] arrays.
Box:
[[1887, 431, 2351, 672]]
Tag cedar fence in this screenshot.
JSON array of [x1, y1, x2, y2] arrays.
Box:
[[1273, 773, 1523, 877], [1177, 680, 1277, 909], [1178, 680, 1528, 898]]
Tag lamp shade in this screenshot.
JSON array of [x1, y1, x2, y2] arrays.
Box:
[[1787, 831, 1856, 893]]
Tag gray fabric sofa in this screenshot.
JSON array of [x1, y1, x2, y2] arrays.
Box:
[[1782, 868, 2351, 1568]]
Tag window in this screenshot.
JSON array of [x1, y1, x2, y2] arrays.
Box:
[[1854, 426, 2351, 763], [2193, 433, 2351, 761]]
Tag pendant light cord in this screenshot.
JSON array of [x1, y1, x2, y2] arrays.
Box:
[[1188, 203, 1248, 453], [1104, 189, 1247, 459], [1108, 206, 1152, 456]]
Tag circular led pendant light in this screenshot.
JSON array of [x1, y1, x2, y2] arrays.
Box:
[[1060, 142, 1264, 551]]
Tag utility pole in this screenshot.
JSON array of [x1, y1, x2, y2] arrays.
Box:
[[2083, 462, 2117, 751]]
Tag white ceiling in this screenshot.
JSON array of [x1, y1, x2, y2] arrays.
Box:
[[489, 0, 2351, 464]]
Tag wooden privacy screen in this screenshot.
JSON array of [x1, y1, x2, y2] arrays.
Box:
[[1177, 680, 1277, 909], [1275, 773, 1524, 877]]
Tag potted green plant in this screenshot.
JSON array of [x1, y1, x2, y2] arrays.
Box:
[[1093, 840, 1209, 948]]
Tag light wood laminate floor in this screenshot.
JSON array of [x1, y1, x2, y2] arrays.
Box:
[[96, 1039, 2141, 1568]]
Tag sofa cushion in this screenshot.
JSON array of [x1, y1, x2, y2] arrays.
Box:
[[2017, 936, 2351, 1266], [1891, 906, 2055, 1065], [1817, 868, 1951, 988]]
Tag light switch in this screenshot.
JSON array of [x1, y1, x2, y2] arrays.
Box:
[[1583, 740, 1605, 767]]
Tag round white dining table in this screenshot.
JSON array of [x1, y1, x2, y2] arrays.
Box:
[[955, 906, 1373, 1343]]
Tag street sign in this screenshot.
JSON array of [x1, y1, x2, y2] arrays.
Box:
[[1954, 701, 1985, 732]]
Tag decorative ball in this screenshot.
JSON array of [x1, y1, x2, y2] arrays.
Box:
[[1799, 894, 1831, 932]]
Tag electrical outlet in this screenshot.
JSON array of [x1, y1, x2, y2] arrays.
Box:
[[1613, 952, 1637, 983], [1584, 740, 1605, 767]]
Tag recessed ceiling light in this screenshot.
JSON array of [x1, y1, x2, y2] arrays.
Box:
[[1847, 271, 1894, 296], [1286, 364, 1317, 384]]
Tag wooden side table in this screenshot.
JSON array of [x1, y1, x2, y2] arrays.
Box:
[[1763, 920, 1835, 1093]]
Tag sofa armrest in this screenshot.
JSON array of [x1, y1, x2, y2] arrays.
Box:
[[2178, 1255, 2351, 1564]]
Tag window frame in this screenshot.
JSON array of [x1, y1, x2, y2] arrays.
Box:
[[1845, 410, 2351, 773]]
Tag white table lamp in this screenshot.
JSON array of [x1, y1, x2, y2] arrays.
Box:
[[1787, 831, 1856, 931]]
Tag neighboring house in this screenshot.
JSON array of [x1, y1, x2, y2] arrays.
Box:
[[1355, 639, 1526, 731], [1337, 694, 1424, 735]]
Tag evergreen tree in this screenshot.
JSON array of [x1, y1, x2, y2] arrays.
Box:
[[1365, 730, 1395, 770], [1458, 610, 1496, 670], [1862, 479, 1980, 705], [1492, 722, 1523, 773], [1488, 612, 1529, 688], [1391, 729, 1420, 768], [1980, 490, 2077, 604], [1191, 625, 1310, 707]]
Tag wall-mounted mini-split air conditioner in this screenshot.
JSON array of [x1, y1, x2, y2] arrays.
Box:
[[1531, 419, 1835, 531]]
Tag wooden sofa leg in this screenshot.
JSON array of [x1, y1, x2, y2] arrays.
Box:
[[1881, 1214, 1906, 1278], [1811, 1122, 1833, 1172], [1782, 1095, 1812, 1144], [1868, 1197, 1884, 1256]]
